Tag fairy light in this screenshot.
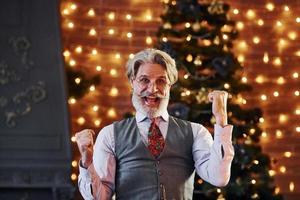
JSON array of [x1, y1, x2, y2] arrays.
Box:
[[295, 90, 300, 96], [279, 114, 288, 123], [279, 166, 286, 173], [237, 41, 248, 51], [89, 28, 97, 36], [273, 57, 282, 66], [275, 187, 280, 195], [273, 91, 279, 97], [146, 36, 152, 45], [242, 77, 247, 83], [263, 52, 269, 63], [261, 94, 267, 101], [266, 3, 275, 11], [295, 109, 300, 115], [126, 14, 132, 20], [251, 179, 256, 184], [71, 160, 78, 167], [284, 151, 292, 158], [109, 86, 119, 97], [63, 50, 71, 57], [233, 9, 239, 15], [261, 132, 268, 138], [186, 54, 193, 62], [71, 173, 77, 181], [94, 119, 101, 127], [162, 37, 168, 42], [186, 35, 192, 41], [127, 32, 133, 38], [129, 53, 135, 59], [246, 9, 256, 19], [269, 169, 276, 176], [277, 76, 285, 85], [115, 53, 121, 59], [92, 105, 99, 112], [283, 5, 290, 12], [276, 130, 283, 138], [296, 17, 300, 23], [69, 59, 76, 66], [62, 9, 70, 15], [70, 3, 77, 10], [257, 19, 264, 26], [108, 12, 115, 20], [108, 28, 115, 35], [87, 8, 95, 17], [222, 34, 229, 40], [110, 68, 118, 77], [96, 65, 102, 71], [145, 11, 152, 21], [75, 77, 81, 84], [276, 21, 283, 27], [252, 36, 260, 44], [75, 46, 82, 53], [89, 85, 95, 91], [184, 74, 189, 79], [67, 22, 74, 29], [292, 72, 299, 79], [68, 97, 76, 104], [107, 108, 117, 118], [288, 31, 297, 40], [255, 75, 265, 84], [253, 160, 259, 165], [236, 21, 244, 30], [289, 182, 295, 192], [91, 49, 98, 55], [185, 22, 191, 28], [296, 127, 300, 132], [224, 83, 230, 89], [237, 55, 245, 63], [77, 117, 85, 125], [250, 128, 255, 135], [71, 136, 76, 142], [259, 117, 264, 123], [295, 50, 300, 57]]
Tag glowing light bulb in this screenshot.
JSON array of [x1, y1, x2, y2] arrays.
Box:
[[295, 50, 300, 57], [186, 54, 193, 62], [92, 105, 99, 112], [284, 5, 290, 12], [68, 98, 76, 104], [89, 85, 95, 91], [242, 77, 247, 83], [94, 119, 101, 127], [253, 160, 259, 165], [292, 72, 299, 79], [108, 12, 115, 20], [296, 127, 300, 132], [69, 59, 76, 66], [71, 136, 76, 142], [185, 22, 191, 28], [273, 91, 279, 97], [257, 19, 264, 26], [295, 109, 300, 115], [236, 21, 244, 30], [110, 69, 118, 77], [75, 46, 82, 53], [72, 160, 78, 167], [273, 57, 282, 66], [260, 94, 267, 101], [289, 182, 295, 192], [67, 22, 74, 29], [237, 55, 245, 63], [279, 114, 288, 123], [269, 170, 276, 176], [259, 117, 264, 123], [266, 3, 275, 11], [63, 50, 71, 57], [62, 9, 70, 15], [253, 36, 260, 44], [91, 49, 98, 55], [238, 41, 248, 51], [295, 90, 300, 96], [96, 65, 102, 71], [251, 179, 256, 184], [77, 117, 85, 125], [288, 31, 297, 40], [75, 77, 81, 84], [87, 8, 95, 17], [277, 77, 285, 84], [162, 37, 168, 42], [71, 173, 77, 180], [263, 52, 269, 63], [279, 166, 286, 173], [129, 53, 134, 59], [261, 132, 268, 138], [224, 83, 230, 89], [115, 53, 121, 59], [107, 108, 117, 118], [284, 151, 292, 157], [127, 32, 133, 38], [184, 74, 189, 79], [296, 17, 300, 23], [109, 87, 119, 97], [108, 28, 115, 35], [70, 3, 77, 10], [255, 75, 265, 84], [146, 36, 152, 45], [233, 9, 239, 15], [89, 28, 97, 36], [275, 187, 280, 194], [276, 130, 283, 138], [126, 14, 132, 20], [246, 9, 256, 19], [186, 35, 192, 41]]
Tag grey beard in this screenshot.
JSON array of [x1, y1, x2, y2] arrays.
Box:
[[131, 91, 169, 118]]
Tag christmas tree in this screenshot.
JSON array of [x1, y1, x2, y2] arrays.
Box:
[[157, 0, 283, 199]]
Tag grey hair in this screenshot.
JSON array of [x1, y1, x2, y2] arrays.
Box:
[[126, 48, 178, 85]]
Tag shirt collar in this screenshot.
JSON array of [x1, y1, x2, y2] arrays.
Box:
[[135, 110, 169, 123]]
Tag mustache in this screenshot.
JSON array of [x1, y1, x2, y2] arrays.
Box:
[[133, 90, 168, 99]]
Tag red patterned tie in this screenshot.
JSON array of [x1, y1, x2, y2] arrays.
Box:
[[148, 118, 165, 158]]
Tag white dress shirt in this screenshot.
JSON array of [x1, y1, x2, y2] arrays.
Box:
[[78, 110, 234, 200]]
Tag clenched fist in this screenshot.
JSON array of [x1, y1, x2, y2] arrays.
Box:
[[75, 129, 95, 168], [208, 90, 228, 127]]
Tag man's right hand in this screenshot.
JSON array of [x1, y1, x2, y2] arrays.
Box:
[[75, 129, 95, 169]]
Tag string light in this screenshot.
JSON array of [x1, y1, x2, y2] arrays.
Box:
[[108, 12, 115, 20], [233, 9, 239, 15], [242, 77, 247, 83], [273, 91, 279, 97], [257, 19, 264, 26], [283, 5, 290, 12], [91, 49, 98, 55], [252, 36, 260, 44], [69, 59, 76, 67], [107, 108, 117, 118], [110, 68, 118, 77], [127, 32, 133, 38], [263, 52, 269, 63], [279, 166, 286, 173], [87, 8, 95, 17], [71, 160, 78, 167], [260, 94, 267, 101], [237, 55, 245, 63], [224, 83, 230, 89], [71, 173, 77, 181], [67, 22, 74, 29], [269, 169, 276, 176], [295, 90, 300, 96], [129, 53, 135, 59], [279, 114, 288, 123], [96, 65, 102, 71], [70, 3, 77, 10], [292, 72, 299, 79], [276, 130, 283, 138], [185, 22, 191, 28], [75, 77, 81, 84], [71, 136, 76, 142], [89, 85, 96, 91], [289, 182, 295, 192], [284, 151, 292, 158], [296, 127, 300, 132], [89, 28, 97, 36], [108, 28, 115, 35], [288, 31, 297, 40], [273, 57, 282, 66], [126, 14, 132, 20], [261, 132, 268, 138], [115, 53, 121, 59], [277, 77, 285, 85], [266, 3, 275, 11], [246, 9, 256, 19], [295, 109, 300, 115], [236, 21, 244, 30], [296, 17, 300, 23], [109, 86, 119, 97], [68, 97, 76, 104], [75, 46, 82, 53], [255, 75, 265, 84], [275, 187, 280, 195], [146, 36, 153, 45], [94, 119, 101, 127], [251, 179, 256, 184], [77, 117, 85, 125], [63, 50, 71, 57], [92, 105, 99, 112]]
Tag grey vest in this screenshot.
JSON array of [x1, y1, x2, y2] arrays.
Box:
[[114, 116, 195, 200]]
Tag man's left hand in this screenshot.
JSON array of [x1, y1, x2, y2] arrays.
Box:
[[208, 90, 228, 127]]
